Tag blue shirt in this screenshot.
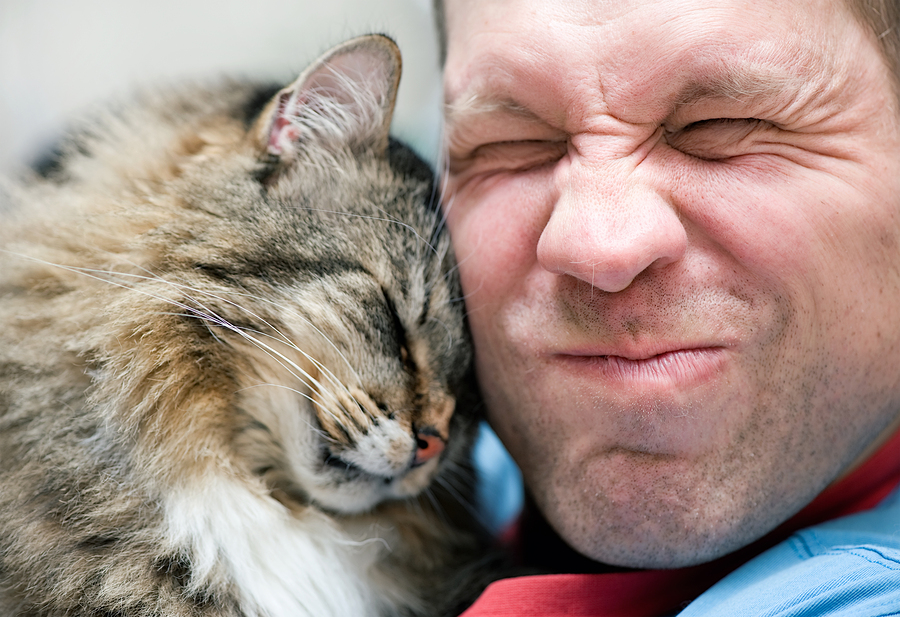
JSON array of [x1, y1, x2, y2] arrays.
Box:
[[679, 486, 900, 616]]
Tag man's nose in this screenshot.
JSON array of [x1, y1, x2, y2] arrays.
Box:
[[536, 158, 687, 292]]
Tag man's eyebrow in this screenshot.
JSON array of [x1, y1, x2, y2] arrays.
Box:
[[444, 92, 542, 128], [672, 63, 806, 108]]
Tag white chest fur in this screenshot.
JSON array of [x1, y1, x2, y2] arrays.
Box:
[[163, 473, 392, 617]]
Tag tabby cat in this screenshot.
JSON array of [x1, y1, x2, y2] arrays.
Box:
[[0, 35, 486, 617]]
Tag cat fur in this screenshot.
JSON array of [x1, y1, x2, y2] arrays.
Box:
[[0, 35, 488, 617]]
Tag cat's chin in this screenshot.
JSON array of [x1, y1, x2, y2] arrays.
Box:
[[308, 457, 443, 514]]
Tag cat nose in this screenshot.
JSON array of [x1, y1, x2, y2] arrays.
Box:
[[412, 429, 445, 466]]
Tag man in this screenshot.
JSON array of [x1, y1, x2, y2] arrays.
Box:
[[435, 0, 900, 614]]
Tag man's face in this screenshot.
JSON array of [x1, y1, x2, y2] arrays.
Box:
[[441, 0, 900, 568]]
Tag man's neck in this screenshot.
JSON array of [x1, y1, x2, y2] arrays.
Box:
[[835, 412, 900, 482]]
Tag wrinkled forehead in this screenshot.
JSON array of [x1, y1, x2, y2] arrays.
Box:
[[442, 0, 850, 46], [441, 0, 871, 128]]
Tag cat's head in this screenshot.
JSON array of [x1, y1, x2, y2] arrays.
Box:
[[9, 36, 474, 516], [159, 36, 475, 514]]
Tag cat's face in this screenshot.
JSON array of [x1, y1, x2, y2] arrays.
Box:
[[242, 250, 468, 513], [170, 36, 473, 514], [221, 176, 470, 514]]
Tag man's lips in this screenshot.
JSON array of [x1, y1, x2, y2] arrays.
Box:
[[550, 346, 728, 385]]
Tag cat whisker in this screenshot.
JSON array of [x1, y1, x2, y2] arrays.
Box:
[[425, 315, 455, 356], [174, 282, 364, 396], [53, 254, 360, 400], [235, 383, 343, 427], [217, 327, 348, 414], [77, 264, 357, 408], [8, 256, 347, 415], [2, 252, 357, 416], [163, 295, 360, 423], [231, 308, 357, 398], [299, 208, 439, 257], [0, 255, 240, 336], [419, 485, 450, 526], [436, 460, 482, 507], [366, 200, 440, 252], [433, 474, 489, 531], [404, 492, 431, 526], [428, 194, 448, 249]]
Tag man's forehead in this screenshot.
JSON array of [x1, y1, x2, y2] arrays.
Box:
[[442, 0, 844, 26], [442, 0, 843, 128], [443, 0, 656, 29]]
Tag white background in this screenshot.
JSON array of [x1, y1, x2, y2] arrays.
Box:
[[0, 0, 442, 173]]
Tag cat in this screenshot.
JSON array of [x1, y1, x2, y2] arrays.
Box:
[[0, 34, 489, 617]]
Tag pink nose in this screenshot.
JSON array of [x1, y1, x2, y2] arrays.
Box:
[[413, 432, 445, 466]]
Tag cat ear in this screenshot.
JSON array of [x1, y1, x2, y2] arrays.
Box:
[[255, 34, 401, 159]]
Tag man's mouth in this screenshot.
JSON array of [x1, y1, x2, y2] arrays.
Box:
[[552, 346, 727, 386]]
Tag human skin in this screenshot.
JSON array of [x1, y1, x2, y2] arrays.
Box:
[[441, 0, 900, 568]]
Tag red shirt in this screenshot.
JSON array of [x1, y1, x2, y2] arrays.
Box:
[[461, 428, 900, 617]]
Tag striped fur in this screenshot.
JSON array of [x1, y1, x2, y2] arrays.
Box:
[[0, 35, 487, 616]]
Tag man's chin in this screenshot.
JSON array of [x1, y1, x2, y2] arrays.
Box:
[[532, 470, 790, 570]]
